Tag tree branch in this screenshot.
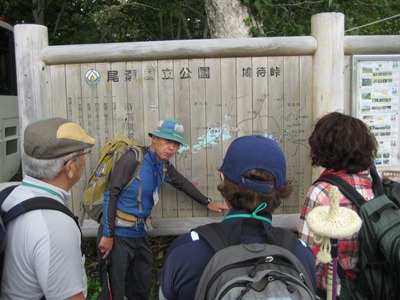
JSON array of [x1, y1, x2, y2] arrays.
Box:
[[51, 0, 66, 38], [180, 12, 192, 39]]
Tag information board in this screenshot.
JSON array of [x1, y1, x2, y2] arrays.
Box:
[[48, 56, 314, 216], [352, 55, 400, 172]]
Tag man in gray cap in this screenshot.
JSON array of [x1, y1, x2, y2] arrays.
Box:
[[97, 118, 228, 300], [0, 117, 95, 300]]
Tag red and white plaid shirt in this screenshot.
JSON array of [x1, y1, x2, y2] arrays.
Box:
[[297, 169, 374, 295]]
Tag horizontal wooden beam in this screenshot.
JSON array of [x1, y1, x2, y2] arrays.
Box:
[[39, 34, 400, 66], [41, 36, 317, 65], [80, 214, 300, 237], [1, 183, 300, 237], [344, 35, 400, 55]]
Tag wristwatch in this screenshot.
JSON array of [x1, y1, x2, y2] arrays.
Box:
[[205, 198, 212, 206]]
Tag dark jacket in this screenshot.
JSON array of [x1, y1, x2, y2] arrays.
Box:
[[159, 208, 317, 300]]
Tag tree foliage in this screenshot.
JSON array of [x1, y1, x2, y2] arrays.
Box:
[[241, 0, 400, 36], [1, 0, 208, 44], [0, 0, 399, 45]]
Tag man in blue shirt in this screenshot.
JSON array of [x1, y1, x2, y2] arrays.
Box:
[[97, 118, 228, 300], [159, 135, 317, 299]]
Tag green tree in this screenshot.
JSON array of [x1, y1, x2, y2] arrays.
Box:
[[241, 0, 400, 36], [0, 0, 208, 44], [1, 0, 399, 45], [0, 0, 104, 44]]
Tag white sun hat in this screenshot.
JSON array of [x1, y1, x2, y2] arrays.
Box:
[[306, 186, 362, 263]]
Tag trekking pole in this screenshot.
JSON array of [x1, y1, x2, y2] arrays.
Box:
[[306, 186, 362, 300], [327, 238, 338, 300], [105, 258, 113, 300]]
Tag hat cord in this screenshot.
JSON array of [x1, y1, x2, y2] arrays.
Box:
[[222, 202, 272, 225]]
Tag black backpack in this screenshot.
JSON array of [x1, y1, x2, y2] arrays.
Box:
[[0, 185, 81, 291], [193, 219, 316, 300], [316, 165, 400, 300]]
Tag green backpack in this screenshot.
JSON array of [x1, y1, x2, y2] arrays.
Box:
[[316, 166, 400, 300], [82, 136, 144, 224]]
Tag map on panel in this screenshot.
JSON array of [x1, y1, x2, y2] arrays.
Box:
[[74, 57, 313, 214]]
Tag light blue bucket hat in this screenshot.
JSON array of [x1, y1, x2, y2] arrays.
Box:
[[148, 118, 188, 146]]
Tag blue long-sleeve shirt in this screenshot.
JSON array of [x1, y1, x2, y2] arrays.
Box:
[[102, 147, 209, 238]]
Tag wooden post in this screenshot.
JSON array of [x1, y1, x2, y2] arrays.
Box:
[[311, 12, 345, 179], [311, 13, 345, 117], [14, 24, 50, 155]]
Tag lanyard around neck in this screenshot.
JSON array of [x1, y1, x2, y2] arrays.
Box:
[[222, 202, 272, 225], [21, 181, 65, 203]]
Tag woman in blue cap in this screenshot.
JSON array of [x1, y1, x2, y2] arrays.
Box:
[[159, 135, 316, 300]]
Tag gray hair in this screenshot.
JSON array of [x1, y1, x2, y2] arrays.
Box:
[[23, 150, 82, 180]]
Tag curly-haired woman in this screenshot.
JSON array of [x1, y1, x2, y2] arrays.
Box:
[[297, 111, 378, 299]]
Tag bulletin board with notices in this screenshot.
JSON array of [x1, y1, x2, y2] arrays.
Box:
[[352, 55, 400, 180]]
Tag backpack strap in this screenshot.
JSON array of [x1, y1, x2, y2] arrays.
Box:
[[193, 222, 233, 252], [315, 174, 366, 210], [382, 178, 400, 208], [369, 164, 385, 196], [124, 145, 146, 213], [0, 185, 19, 240], [269, 226, 298, 249], [0, 185, 19, 207], [3, 197, 80, 228], [126, 146, 147, 213], [316, 165, 385, 209], [316, 174, 397, 222], [1, 187, 83, 253], [194, 218, 298, 253], [321, 172, 400, 223]]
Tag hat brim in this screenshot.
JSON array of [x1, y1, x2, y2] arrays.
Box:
[[148, 132, 188, 147]]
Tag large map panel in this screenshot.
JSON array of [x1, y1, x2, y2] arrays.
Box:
[[59, 56, 313, 218]]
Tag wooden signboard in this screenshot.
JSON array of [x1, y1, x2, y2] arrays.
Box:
[[46, 56, 313, 218]]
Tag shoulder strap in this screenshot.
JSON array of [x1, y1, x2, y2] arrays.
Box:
[[315, 174, 366, 210], [2, 195, 83, 253], [124, 145, 145, 213], [194, 222, 233, 252], [0, 185, 19, 207], [1, 186, 82, 249], [126, 145, 145, 179], [369, 164, 385, 196], [3, 197, 79, 227], [194, 219, 297, 253], [269, 227, 298, 249]]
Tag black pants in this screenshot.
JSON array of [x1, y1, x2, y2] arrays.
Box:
[[97, 225, 153, 300]]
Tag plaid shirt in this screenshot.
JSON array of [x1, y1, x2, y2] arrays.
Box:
[[297, 169, 374, 295]]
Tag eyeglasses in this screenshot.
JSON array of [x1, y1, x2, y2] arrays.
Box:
[[73, 150, 91, 159], [64, 150, 91, 165]]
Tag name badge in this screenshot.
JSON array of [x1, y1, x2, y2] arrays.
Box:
[[153, 190, 160, 206]]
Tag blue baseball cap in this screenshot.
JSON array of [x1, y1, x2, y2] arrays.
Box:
[[148, 118, 188, 146], [219, 135, 286, 193]]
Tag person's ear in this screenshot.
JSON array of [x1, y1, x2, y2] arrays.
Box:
[[63, 160, 74, 179]]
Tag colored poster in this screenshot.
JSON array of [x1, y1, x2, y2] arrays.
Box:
[[353, 56, 400, 169]]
